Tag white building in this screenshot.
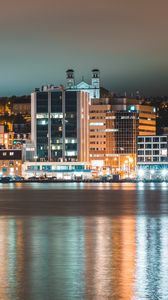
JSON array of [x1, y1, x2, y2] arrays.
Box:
[[137, 135, 167, 163], [137, 135, 168, 180], [66, 69, 100, 99], [22, 161, 92, 180], [31, 87, 90, 162]]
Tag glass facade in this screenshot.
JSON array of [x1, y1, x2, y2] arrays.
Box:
[[65, 92, 77, 161], [36, 92, 48, 160], [35, 91, 78, 162], [51, 92, 63, 160], [105, 111, 137, 155], [114, 112, 137, 154]]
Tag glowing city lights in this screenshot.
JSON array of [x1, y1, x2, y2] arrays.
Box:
[[138, 169, 144, 177]]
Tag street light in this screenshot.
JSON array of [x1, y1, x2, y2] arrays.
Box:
[[150, 169, 154, 180], [125, 158, 130, 177], [138, 169, 144, 177], [162, 169, 167, 181]]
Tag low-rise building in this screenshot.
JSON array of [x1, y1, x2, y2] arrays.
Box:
[[0, 149, 22, 177], [137, 135, 168, 180], [22, 161, 92, 180]]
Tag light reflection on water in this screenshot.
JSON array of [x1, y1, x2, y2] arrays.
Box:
[[0, 183, 167, 299], [0, 181, 167, 190]]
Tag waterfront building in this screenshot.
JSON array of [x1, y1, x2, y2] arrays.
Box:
[[66, 69, 100, 99], [0, 149, 22, 177], [137, 135, 168, 180], [0, 125, 14, 149], [22, 161, 92, 180], [89, 98, 156, 177], [31, 87, 90, 162], [137, 135, 168, 163]]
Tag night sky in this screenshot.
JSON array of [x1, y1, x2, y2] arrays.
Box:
[[0, 0, 168, 96]]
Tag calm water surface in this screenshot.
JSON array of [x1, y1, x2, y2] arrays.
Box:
[[0, 182, 168, 300]]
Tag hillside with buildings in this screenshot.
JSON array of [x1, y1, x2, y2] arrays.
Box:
[[0, 70, 167, 181]]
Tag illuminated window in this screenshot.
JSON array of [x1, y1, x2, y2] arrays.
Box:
[[41, 120, 47, 125], [65, 151, 77, 156], [50, 113, 63, 119], [105, 129, 118, 132], [90, 122, 104, 126], [106, 116, 116, 119], [160, 149, 167, 156], [36, 113, 48, 119]]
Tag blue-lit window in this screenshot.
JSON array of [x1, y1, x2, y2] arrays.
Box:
[[153, 137, 159, 142], [42, 165, 52, 171], [27, 165, 40, 171]]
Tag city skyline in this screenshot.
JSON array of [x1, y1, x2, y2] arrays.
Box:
[[0, 0, 168, 96]]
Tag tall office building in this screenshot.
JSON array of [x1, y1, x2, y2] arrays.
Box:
[[89, 97, 156, 175], [31, 87, 90, 162]]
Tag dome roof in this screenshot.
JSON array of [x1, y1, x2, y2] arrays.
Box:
[[66, 69, 74, 73], [92, 69, 100, 72]]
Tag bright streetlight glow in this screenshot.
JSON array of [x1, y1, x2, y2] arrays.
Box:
[[138, 169, 144, 177], [162, 169, 167, 176]]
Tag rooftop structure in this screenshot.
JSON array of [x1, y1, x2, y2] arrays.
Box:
[[66, 69, 100, 99]]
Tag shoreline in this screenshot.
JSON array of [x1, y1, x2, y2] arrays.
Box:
[[0, 178, 168, 184]]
